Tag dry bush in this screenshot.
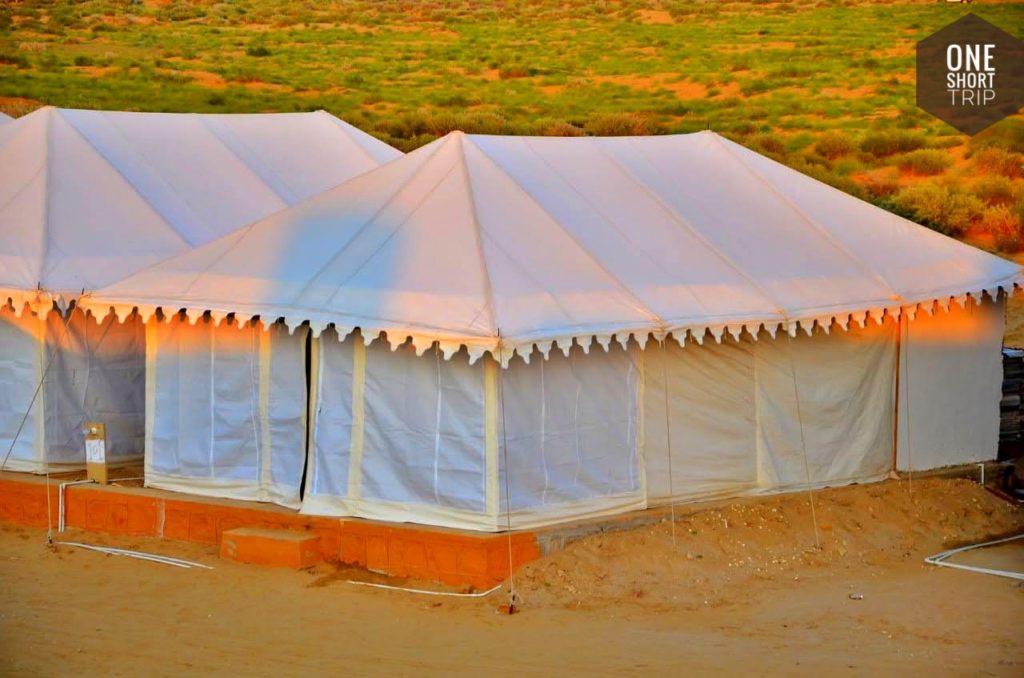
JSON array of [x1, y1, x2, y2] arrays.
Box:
[[583, 112, 657, 136], [860, 131, 927, 158], [749, 133, 785, 155], [984, 205, 1023, 252], [973, 176, 1018, 207], [813, 131, 855, 160], [972, 147, 1024, 180], [893, 184, 985, 236], [896, 149, 952, 176]]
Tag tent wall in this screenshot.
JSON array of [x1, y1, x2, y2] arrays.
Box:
[[302, 301, 999, 531], [497, 343, 645, 527], [0, 306, 144, 473], [896, 296, 1004, 471], [304, 332, 643, 530], [145, 316, 307, 508], [0, 306, 44, 471], [304, 331, 495, 529], [643, 318, 896, 504]]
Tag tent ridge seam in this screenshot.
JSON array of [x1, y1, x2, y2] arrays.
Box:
[[711, 133, 903, 303], [617, 136, 789, 318], [468, 137, 665, 330]]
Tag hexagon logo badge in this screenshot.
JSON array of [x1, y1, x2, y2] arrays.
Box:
[[917, 14, 1024, 135]]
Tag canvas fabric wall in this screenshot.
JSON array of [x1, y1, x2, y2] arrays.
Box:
[[303, 330, 643, 530], [0, 306, 144, 473], [301, 302, 995, 532], [145, 316, 307, 509], [896, 296, 1003, 471]]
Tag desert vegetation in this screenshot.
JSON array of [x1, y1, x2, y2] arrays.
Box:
[[0, 0, 1022, 249]]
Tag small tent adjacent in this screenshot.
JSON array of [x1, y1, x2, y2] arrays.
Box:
[[84, 131, 1019, 529], [0, 107, 401, 474]]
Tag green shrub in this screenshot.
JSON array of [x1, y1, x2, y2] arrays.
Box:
[[73, 55, 94, 67], [583, 113, 657, 136], [892, 184, 984, 236], [896, 149, 952, 175], [813, 131, 855, 160], [498, 65, 530, 80], [750, 133, 785, 156], [863, 170, 901, 200], [973, 176, 1017, 207], [537, 120, 584, 137], [860, 131, 927, 158], [984, 206, 1023, 252], [972, 148, 1024, 180], [970, 118, 1024, 154], [245, 43, 272, 58]]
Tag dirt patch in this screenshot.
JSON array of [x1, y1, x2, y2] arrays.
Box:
[[592, 73, 708, 99], [1, 477, 1021, 675], [727, 41, 797, 52], [518, 478, 1023, 610], [635, 10, 674, 25], [820, 84, 876, 99]]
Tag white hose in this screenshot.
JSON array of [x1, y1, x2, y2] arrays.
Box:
[[58, 479, 95, 533], [56, 541, 213, 569], [346, 580, 502, 598], [924, 533, 1024, 581]]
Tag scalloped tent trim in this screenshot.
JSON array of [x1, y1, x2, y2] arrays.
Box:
[[43, 278, 1017, 368]]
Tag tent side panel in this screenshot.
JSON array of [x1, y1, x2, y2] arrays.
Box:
[[0, 307, 42, 472], [359, 340, 488, 521], [643, 338, 758, 503], [303, 333, 494, 530], [146, 317, 305, 508], [497, 343, 645, 529], [643, 320, 895, 504], [754, 320, 896, 490], [43, 310, 145, 467], [303, 329, 356, 510], [897, 296, 1003, 471]]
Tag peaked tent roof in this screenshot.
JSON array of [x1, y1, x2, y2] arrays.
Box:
[[83, 131, 1022, 364], [0, 107, 401, 310], [0, 112, 11, 123]]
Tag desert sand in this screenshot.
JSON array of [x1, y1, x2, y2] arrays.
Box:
[[1, 477, 1022, 676]]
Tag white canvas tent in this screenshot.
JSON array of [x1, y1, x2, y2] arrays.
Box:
[[0, 107, 401, 474], [82, 131, 1020, 529], [0, 112, 12, 123]]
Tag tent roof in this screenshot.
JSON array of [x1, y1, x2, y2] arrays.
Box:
[[0, 107, 400, 307], [0, 112, 11, 123], [83, 130, 1022, 364]]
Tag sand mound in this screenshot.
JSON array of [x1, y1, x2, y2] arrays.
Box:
[[517, 478, 1023, 610]]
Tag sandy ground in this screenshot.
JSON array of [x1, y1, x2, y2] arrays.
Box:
[[1, 477, 1022, 676]]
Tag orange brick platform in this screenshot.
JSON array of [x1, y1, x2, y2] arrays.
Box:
[[0, 473, 540, 589]]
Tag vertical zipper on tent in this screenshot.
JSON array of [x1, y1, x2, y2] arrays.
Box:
[[539, 358, 548, 506], [303, 330, 321, 500], [891, 311, 903, 474], [658, 338, 677, 547], [635, 343, 647, 507], [432, 349, 443, 505], [346, 334, 367, 501], [258, 324, 273, 502], [783, 331, 821, 550], [208, 319, 215, 479], [144, 317, 157, 485], [572, 350, 583, 491], [902, 309, 913, 494], [35, 311, 47, 471], [483, 357, 500, 527]]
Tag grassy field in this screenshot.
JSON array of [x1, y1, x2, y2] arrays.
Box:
[[1, 0, 1022, 248]]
